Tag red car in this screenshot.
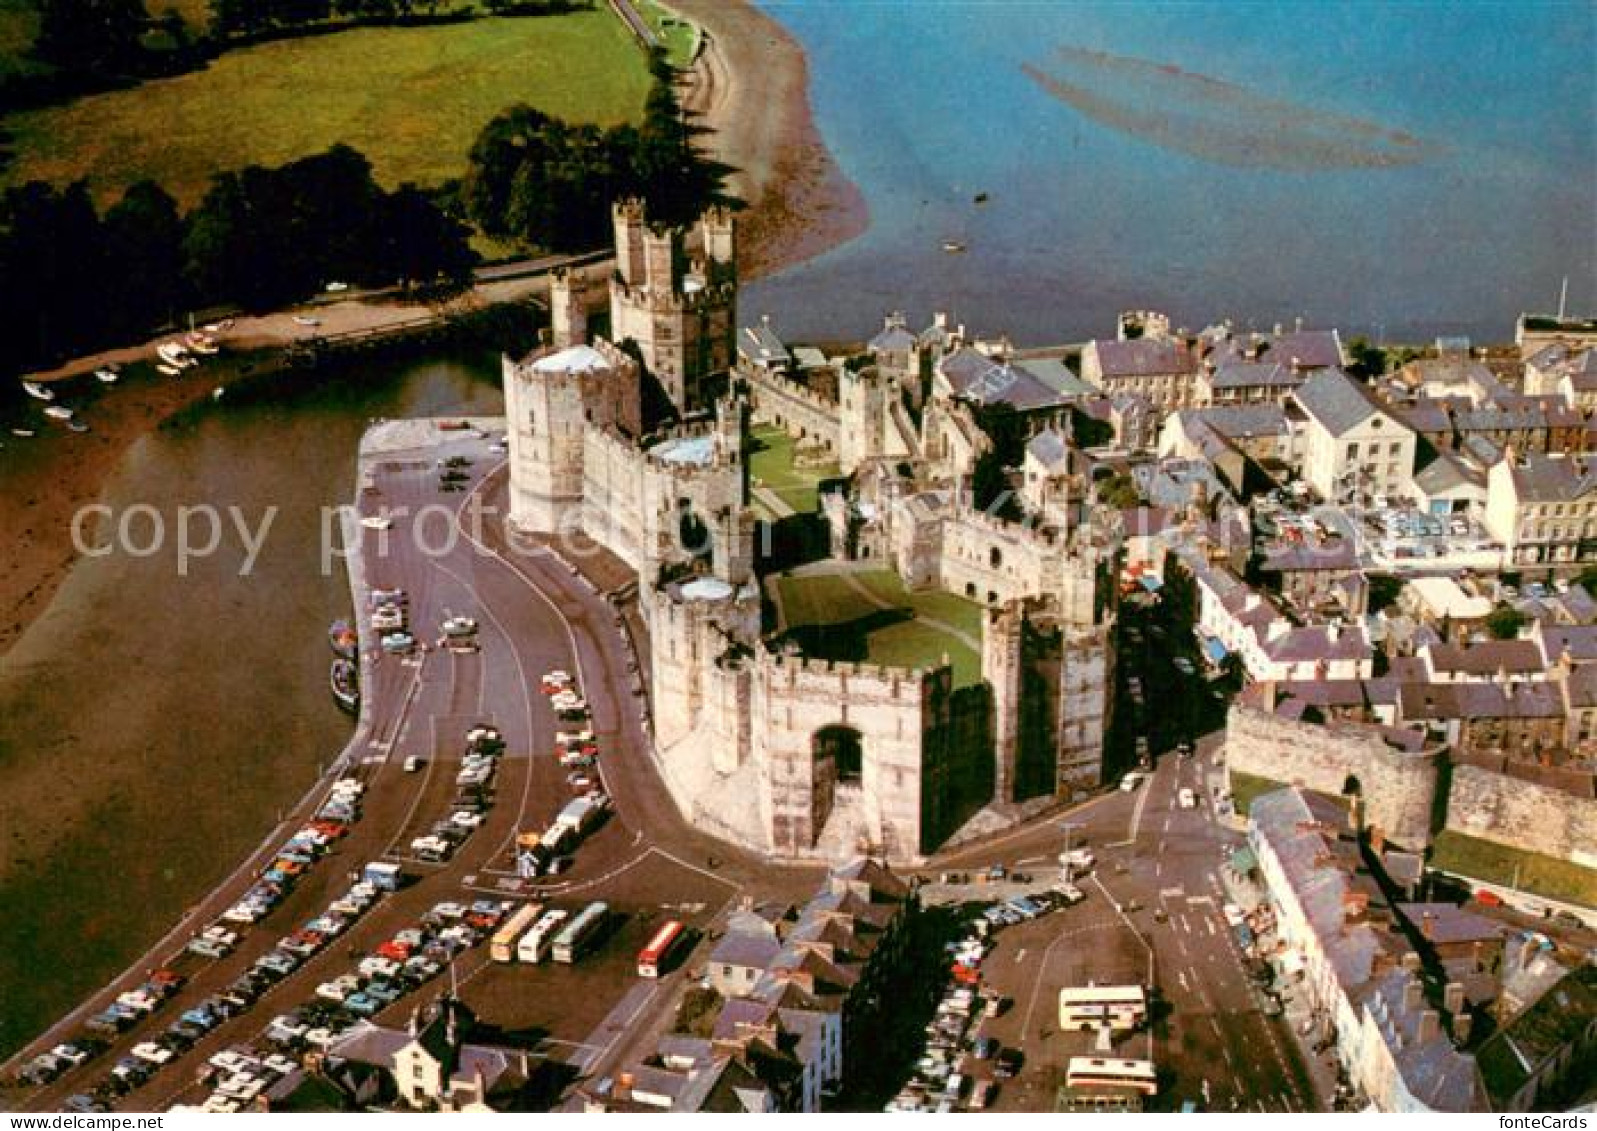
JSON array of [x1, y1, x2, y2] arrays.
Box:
[[149, 970, 185, 993], [1473, 889, 1505, 908], [375, 940, 412, 962]]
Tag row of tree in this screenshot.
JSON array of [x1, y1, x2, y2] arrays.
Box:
[[1, 145, 474, 375], [459, 51, 732, 251]]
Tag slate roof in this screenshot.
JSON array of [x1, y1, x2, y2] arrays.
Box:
[[1533, 623, 1597, 663], [1197, 403, 1291, 438], [1362, 968, 1484, 1112], [709, 929, 784, 972], [1398, 680, 1565, 721], [939, 347, 1072, 411], [1424, 639, 1546, 678], [741, 322, 789, 363], [1504, 451, 1597, 503], [1089, 337, 1195, 378], [1209, 360, 1300, 390], [869, 322, 917, 353], [1027, 428, 1070, 471], [1413, 450, 1486, 495], [1397, 902, 1508, 946], [1264, 328, 1345, 370], [1293, 368, 1395, 438]]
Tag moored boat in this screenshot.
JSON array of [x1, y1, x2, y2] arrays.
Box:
[[95, 368, 119, 384], [21, 380, 54, 402], [157, 363, 183, 377], [43, 405, 75, 421], [328, 619, 358, 658], [330, 658, 359, 713]]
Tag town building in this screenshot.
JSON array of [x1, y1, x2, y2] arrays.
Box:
[[1291, 368, 1417, 505]]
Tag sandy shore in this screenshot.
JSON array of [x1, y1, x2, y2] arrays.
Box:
[[0, 0, 860, 661], [671, 0, 868, 279]]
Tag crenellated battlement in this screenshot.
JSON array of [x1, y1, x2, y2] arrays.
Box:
[[745, 366, 840, 416], [761, 645, 949, 693], [610, 274, 737, 315]]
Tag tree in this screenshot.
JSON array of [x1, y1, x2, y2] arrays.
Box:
[[1485, 603, 1527, 640], [0, 180, 107, 367], [34, 0, 150, 74], [102, 180, 186, 334], [379, 184, 475, 287], [1577, 564, 1597, 598]]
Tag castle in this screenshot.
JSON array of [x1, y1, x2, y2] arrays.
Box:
[[503, 201, 1114, 862]]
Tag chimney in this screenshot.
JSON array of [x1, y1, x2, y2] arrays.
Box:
[[1418, 1010, 1442, 1044], [1421, 910, 1436, 940], [1402, 951, 1423, 974], [1443, 982, 1465, 1013], [1403, 974, 1424, 1012], [615, 1071, 634, 1103], [761, 312, 771, 328], [935, 311, 948, 330], [1454, 1013, 1474, 1045]]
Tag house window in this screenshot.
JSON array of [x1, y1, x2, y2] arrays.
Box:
[[1347, 442, 1359, 459], [413, 1064, 425, 1079]]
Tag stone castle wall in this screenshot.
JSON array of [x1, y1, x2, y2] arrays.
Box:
[[1225, 703, 1442, 848], [1443, 764, 1597, 867], [745, 367, 841, 453]]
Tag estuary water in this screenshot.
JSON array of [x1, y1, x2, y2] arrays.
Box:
[[0, 352, 503, 1058], [745, 0, 1596, 345]]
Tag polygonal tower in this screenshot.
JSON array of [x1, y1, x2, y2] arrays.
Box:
[[608, 198, 737, 417]]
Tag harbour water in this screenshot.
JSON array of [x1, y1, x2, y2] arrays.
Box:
[[0, 351, 503, 1058], [746, 0, 1596, 345]]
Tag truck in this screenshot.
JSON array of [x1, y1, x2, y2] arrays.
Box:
[[553, 793, 609, 839], [362, 861, 402, 892]]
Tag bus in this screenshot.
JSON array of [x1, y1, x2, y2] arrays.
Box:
[[636, 920, 686, 978], [1058, 985, 1148, 1032], [517, 909, 569, 964], [489, 902, 544, 963], [551, 901, 608, 964], [1064, 1057, 1158, 1097]]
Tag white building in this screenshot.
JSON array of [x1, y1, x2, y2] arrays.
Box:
[[1483, 449, 1597, 566], [1291, 369, 1416, 505]]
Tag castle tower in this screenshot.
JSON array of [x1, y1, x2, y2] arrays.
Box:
[[983, 602, 1026, 803], [549, 267, 587, 349], [503, 354, 588, 533], [613, 199, 648, 286], [699, 206, 735, 273], [839, 365, 887, 473], [608, 198, 737, 418]]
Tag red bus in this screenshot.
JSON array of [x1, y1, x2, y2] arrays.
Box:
[[636, 920, 686, 978]]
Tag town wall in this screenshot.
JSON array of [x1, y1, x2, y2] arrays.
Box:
[[1443, 764, 1597, 867], [1226, 703, 1443, 848]]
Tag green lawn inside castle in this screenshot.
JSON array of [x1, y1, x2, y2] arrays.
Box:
[[771, 566, 985, 689]]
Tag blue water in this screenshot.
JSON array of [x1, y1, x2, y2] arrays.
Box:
[[744, 0, 1596, 346]]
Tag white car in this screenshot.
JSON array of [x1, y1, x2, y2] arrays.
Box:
[[316, 975, 362, 1003], [1222, 903, 1247, 928], [1178, 787, 1197, 809], [292, 315, 321, 327], [360, 514, 393, 531], [451, 811, 486, 830], [131, 1042, 174, 1066]]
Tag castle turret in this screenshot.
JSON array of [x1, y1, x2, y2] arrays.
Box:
[[699, 205, 735, 274], [550, 266, 587, 349], [613, 198, 648, 286], [839, 365, 888, 473]]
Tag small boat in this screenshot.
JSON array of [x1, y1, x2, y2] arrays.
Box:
[[187, 334, 220, 355], [67, 420, 89, 433], [21, 380, 54, 402], [10, 428, 35, 438], [330, 658, 359, 713], [95, 368, 119, 384], [43, 405, 75, 421], [942, 240, 967, 253], [973, 191, 989, 204], [157, 363, 183, 377], [212, 387, 225, 401], [328, 619, 358, 658], [157, 342, 197, 368]]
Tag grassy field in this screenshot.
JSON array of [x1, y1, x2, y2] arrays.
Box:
[[748, 424, 840, 515], [634, 0, 699, 67], [1431, 830, 1597, 909], [775, 568, 984, 687], [1, 10, 651, 205], [1226, 771, 1292, 817]]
